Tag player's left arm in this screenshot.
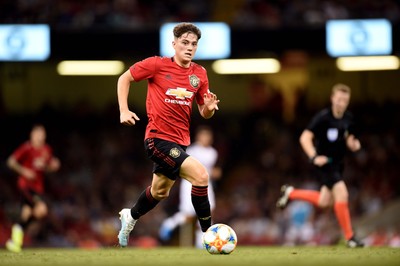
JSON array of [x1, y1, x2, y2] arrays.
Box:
[[46, 156, 61, 172], [198, 92, 220, 119], [346, 115, 361, 152], [346, 134, 361, 152]]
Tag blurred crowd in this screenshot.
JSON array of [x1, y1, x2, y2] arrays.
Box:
[[0, 0, 399, 29], [0, 96, 399, 248]]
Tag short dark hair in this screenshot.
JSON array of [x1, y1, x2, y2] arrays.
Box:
[[332, 83, 351, 95], [173, 22, 201, 40], [195, 125, 212, 135]]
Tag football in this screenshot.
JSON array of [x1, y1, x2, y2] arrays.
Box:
[[203, 223, 237, 254]]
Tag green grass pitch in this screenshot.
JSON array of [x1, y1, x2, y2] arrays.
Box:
[[1, 246, 399, 266]]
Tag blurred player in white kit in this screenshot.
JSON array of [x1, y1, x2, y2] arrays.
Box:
[[159, 125, 221, 248]]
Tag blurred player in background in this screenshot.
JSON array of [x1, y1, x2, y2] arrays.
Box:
[[116, 22, 220, 247], [159, 125, 221, 248], [5, 124, 60, 252], [277, 83, 364, 248]]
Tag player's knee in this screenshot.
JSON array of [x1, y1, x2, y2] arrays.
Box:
[[21, 207, 32, 220], [335, 194, 349, 203], [318, 202, 330, 209], [193, 170, 209, 187], [338, 189, 349, 201], [152, 187, 170, 200], [34, 203, 48, 218], [318, 199, 332, 209]]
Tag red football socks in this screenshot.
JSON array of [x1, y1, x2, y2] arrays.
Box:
[[289, 189, 354, 240], [334, 201, 354, 240], [289, 189, 320, 206]]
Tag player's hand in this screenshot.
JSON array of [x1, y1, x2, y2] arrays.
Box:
[[312, 155, 330, 167], [204, 92, 220, 111], [21, 167, 36, 180], [47, 157, 61, 172], [347, 137, 361, 152], [120, 110, 140, 126]]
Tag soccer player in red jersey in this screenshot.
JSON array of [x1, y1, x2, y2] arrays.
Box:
[[116, 22, 220, 247], [277, 84, 364, 248], [5, 124, 60, 252]]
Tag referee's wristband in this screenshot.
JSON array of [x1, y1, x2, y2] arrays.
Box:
[[309, 155, 317, 163]]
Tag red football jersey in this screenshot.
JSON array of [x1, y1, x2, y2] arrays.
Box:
[[130, 56, 210, 146], [11, 141, 53, 193]]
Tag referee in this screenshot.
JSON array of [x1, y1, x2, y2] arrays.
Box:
[[277, 83, 364, 248]]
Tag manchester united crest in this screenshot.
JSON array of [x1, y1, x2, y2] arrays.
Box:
[[169, 147, 181, 158], [189, 75, 200, 88]]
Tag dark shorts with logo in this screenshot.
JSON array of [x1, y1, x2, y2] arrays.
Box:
[[144, 138, 189, 180], [313, 162, 344, 189], [19, 187, 45, 207]]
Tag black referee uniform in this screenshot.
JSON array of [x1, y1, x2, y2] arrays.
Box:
[[306, 108, 357, 189]]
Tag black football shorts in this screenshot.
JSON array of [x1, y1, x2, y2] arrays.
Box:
[[19, 187, 45, 207], [144, 138, 189, 180], [314, 162, 344, 189]]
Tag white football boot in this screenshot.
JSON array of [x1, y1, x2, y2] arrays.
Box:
[[118, 208, 137, 247]]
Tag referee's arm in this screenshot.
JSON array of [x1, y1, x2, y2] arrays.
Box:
[[346, 134, 361, 152], [299, 129, 317, 160]]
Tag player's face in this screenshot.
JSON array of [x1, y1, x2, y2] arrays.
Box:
[[197, 130, 213, 146], [173, 32, 198, 66], [331, 90, 350, 117], [30, 126, 46, 147]]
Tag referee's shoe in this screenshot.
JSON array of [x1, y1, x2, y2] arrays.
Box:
[[347, 235, 365, 248], [276, 185, 294, 209]]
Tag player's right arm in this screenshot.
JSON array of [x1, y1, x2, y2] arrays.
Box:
[[117, 69, 140, 126], [346, 134, 361, 152], [7, 155, 35, 179], [46, 157, 61, 173], [299, 129, 329, 167]]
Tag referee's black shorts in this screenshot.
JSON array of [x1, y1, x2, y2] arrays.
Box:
[[313, 162, 344, 189], [144, 138, 189, 180]]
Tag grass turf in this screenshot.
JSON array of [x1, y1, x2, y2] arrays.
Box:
[[0, 246, 399, 266]]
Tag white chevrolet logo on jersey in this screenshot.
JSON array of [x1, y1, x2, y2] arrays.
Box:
[[166, 87, 194, 100]]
